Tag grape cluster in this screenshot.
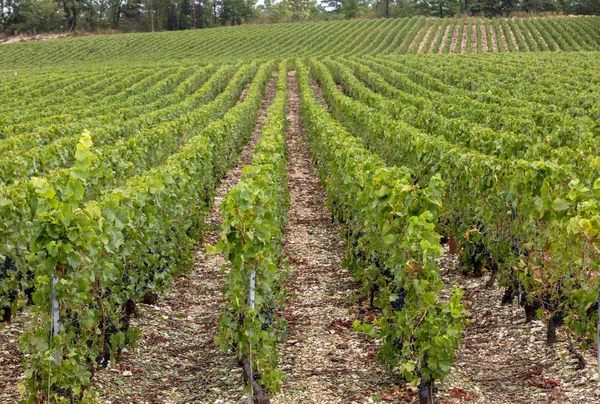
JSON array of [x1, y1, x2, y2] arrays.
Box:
[[98, 317, 120, 368], [260, 307, 274, 331], [54, 386, 72, 400], [1, 257, 18, 322], [418, 378, 438, 400], [72, 311, 81, 337], [1, 256, 16, 276], [24, 270, 35, 306], [139, 248, 171, 289], [390, 288, 407, 312], [102, 287, 112, 299], [351, 231, 364, 250]]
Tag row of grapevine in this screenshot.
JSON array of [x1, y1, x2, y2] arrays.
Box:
[[13, 61, 274, 402], [362, 55, 599, 149], [4, 68, 200, 132], [1, 16, 599, 68], [298, 60, 463, 402], [392, 53, 600, 117], [1, 68, 141, 114], [0, 63, 255, 322], [0, 64, 244, 184], [211, 62, 290, 400], [326, 57, 600, 182], [412, 16, 600, 54], [309, 56, 599, 362], [0, 66, 210, 151], [0, 67, 169, 124]]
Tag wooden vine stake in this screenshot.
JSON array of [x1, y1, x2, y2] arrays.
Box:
[[240, 268, 270, 404], [248, 269, 255, 404], [52, 277, 61, 366]]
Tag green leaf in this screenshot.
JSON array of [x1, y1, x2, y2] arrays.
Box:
[[552, 198, 569, 212]]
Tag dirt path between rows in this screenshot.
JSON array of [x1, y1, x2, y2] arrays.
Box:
[[499, 23, 510, 52], [461, 23, 468, 53], [272, 72, 401, 403], [506, 21, 520, 51], [92, 75, 279, 403], [472, 22, 478, 53], [437, 252, 600, 403], [480, 22, 489, 52], [417, 26, 434, 53], [439, 25, 452, 53], [490, 24, 500, 52], [514, 23, 529, 51], [408, 25, 426, 53], [427, 24, 442, 54], [449, 24, 460, 54]]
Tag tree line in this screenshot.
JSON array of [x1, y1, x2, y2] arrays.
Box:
[[1, 0, 598, 36]]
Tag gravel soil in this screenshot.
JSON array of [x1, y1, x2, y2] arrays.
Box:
[[417, 26, 434, 54], [408, 25, 426, 53], [480, 22, 489, 53], [449, 25, 460, 54], [272, 72, 402, 404], [490, 24, 500, 52], [427, 25, 443, 54], [436, 252, 600, 404], [0, 312, 25, 402], [439, 25, 452, 53]]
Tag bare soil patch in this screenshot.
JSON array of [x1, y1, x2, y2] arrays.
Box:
[[480, 22, 489, 53], [417, 26, 434, 53], [439, 24, 452, 53], [437, 252, 600, 403], [0, 33, 68, 45], [506, 21, 520, 51], [449, 24, 460, 54], [490, 24, 499, 52], [461, 23, 468, 53], [427, 24, 443, 54]]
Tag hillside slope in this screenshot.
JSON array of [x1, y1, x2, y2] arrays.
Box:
[[1, 16, 599, 68]]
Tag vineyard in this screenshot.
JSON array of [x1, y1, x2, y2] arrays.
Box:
[[1, 16, 600, 68], [1, 15, 600, 404]]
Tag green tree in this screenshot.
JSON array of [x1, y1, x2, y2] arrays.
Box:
[[0, 0, 24, 34], [19, 0, 62, 33], [55, 0, 79, 31], [341, 0, 359, 18], [179, 0, 191, 28]]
